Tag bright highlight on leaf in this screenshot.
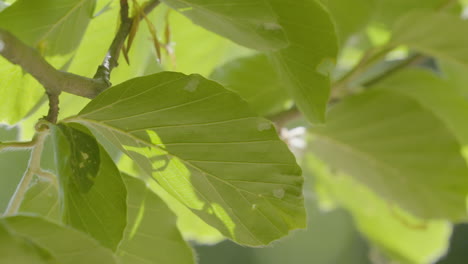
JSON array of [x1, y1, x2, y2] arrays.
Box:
[[66, 72, 306, 246]]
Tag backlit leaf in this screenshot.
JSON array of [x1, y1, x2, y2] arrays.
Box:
[[306, 155, 452, 264], [0, 0, 96, 55], [210, 54, 291, 116], [52, 123, 127, 250], [309, 89, 468, 220], [162, 0, 338, 123], [1, 215, 118, 264], [391, 11, 468, 67], [66, 72, 306, 246], [118, 174, 195, 264]]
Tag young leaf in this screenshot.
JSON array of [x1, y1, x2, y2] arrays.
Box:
[[374, 69, 468, 146], [0, 125, 30, 211], [160, 0, 289, 51], [118, 155, 225, 244], [306, 155, 452, 264], [52, 123, 127, 250], [1, 216, 119, 264], [0, 221, 57, 264], [0, 0, 96, 55], [118, 174, 195, 264], [162, 10, 252, 76], [373, 0, 446, 27], [266, 0, 338, 123], [66, 72, 306, 246], [320, 0, 376, 44], [0, 59, 46, 124], [19, 179, 60, 221], [210, 54, 291, 116], [309, 89, 468, 220], [162, 0, 338, 123], [391, 11, 468, 67]]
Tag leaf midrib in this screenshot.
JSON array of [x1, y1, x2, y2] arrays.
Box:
[[68, 117, 298, 243]]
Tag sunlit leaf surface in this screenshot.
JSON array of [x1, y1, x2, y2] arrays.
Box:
[[66, 72, 306, 246]]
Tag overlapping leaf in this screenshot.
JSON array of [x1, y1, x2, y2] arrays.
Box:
[[118, 155, 225, 244], [309, 89, 468, 220], [0, 0, 96, 124], [0, 0, 96, 54], [19, 179, 59, 220], [66, 72, 305, 246], [162, 10, 252, 76], [306, 155, 452, 264], [1, 216, 118, 264], [52, 123, 127, 250], [118, 175, 195, 264], [160, 0, 288, 51], [374, 69, 468, 145], [162, 0, 338, 123], [391, 11, 468, 67], [373, 0, 446, 27], [320, 0, 375, 43], [0, 221, 56, 264], [210, 54, 291, 116], [0, 125, 30, 211]]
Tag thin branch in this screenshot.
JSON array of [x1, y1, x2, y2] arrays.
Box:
[[0, 29, 108, 99], [36, 170, 58, 186], [331, 46, 393, 99], [268, 107, 301, 129], [0, 0, 161, 101], [4, 128, 49, 216], [94, 0, 161, 84], [362, 54, 426, 87], [45, 92, 60, 123], [0, 139, 37, 152]]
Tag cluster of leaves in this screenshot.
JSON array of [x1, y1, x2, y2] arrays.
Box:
[[1, 0, 468, 263]]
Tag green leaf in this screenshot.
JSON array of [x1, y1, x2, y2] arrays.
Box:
[[1, 216, 118, 264], [320, 0, 376, 44], [19, 179, 60, 220], [210, 54, 291, 116], [118, 174, 195, 264], [160, 0, 289, 51], [306, 155, 452, 264], [0, 0, 96, 55], [66, 72, 305, 246], [0, 221, 57, 264], [391, 11, 468, 67], [0, 1, 8, 12], [52, 123, 127, 250], [309, 89, 468, 220], [0, 58, 45, 124], [118, 155, 225, 244], [374, 69, 468, 146], [162, 0, 338, 123], [162, 9, 253, 76], [439, 60, 468, 99], [372, 0, 445, 27], [0, 125, 30, 211], [266, 0, 337, 123]]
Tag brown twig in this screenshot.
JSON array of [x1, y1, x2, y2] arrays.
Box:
[[93, 0, 161, 84], [0, 0, 161, 106], [0, 29, 107, 99], [45, 92, 60, 123]]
